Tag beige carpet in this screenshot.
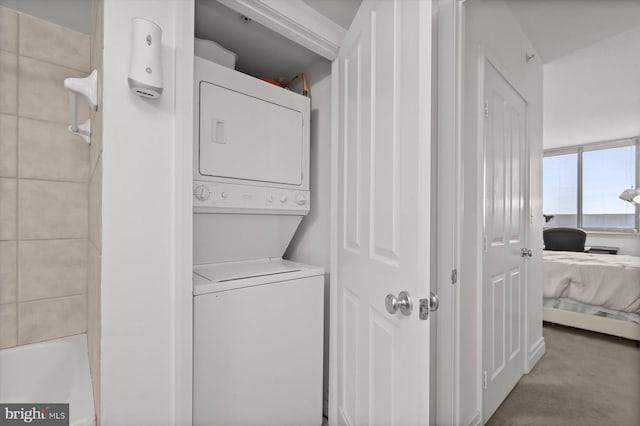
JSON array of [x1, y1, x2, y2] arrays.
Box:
[[487, 323, 640, 426]]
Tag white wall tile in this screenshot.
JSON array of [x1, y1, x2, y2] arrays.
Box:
[[0, 113, 17, 177], [18, 239, 87, 301], [0, 241, 16, 304], [0, 302, 17, 349], [89, 158, 102, 249], [18, 56, 89, 124], [0, 178, 17, 240], [18, 294, 87, 344], [87, 243, 101, 392], [19, 118, 89, 182], [0, 51, 17, 115], [18, 180, 88, 240], [19, 13, 91, 72], [89, 108, 102, 173], [0, 6, 18, 53]]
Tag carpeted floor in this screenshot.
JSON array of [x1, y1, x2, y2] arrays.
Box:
[[487, 323, 640, 426]]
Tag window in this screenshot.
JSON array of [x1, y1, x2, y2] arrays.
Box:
[[543, 153, 578, 227], [543, 138, 639, 232]]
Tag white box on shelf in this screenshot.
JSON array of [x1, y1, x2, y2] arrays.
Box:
[[194, 38, 237, 69]]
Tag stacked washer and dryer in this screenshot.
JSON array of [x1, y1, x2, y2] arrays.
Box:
[[192, 55, 324, 426]]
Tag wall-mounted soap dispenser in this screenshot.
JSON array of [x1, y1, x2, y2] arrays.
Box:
[[128, 18, 163, 98]]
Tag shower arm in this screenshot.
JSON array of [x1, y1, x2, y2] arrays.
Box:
[[64, 70, 98, 144]]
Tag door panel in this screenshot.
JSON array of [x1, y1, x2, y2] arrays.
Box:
[[343, 39, 362, 253], [336, 1, 432, 425], [370, 312, 395, 426], [370, 0, 400, 265], [483, 60, 527, 422], [509, 269, 521, 359], [342, 288, 359, 425], [490, 272, 506, 377]]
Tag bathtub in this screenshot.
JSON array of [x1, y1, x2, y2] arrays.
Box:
[[0, 334, 96, 426]]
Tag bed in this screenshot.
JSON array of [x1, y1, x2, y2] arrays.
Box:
[[543, 250, 640, 341]]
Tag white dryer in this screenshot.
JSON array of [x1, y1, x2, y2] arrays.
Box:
[[193, 56, 311, 265], [192, 56, 323, 426]]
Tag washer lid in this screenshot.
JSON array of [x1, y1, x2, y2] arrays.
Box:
[[193, 258, 323, 295], [195, 258, 301, 282]]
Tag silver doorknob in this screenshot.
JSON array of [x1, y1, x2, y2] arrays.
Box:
[[385, 291, 413, 316], [520, 248, 533, 257], [429, 292, 440, 312], [419, 292, 440, 320]]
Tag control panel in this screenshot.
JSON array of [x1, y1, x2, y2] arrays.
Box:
[[193, 181, 310, 213]]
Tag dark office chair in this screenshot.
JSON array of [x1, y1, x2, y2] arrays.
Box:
[[543, 227, 587, 252]]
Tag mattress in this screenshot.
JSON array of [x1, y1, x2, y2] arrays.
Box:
[[543, 251, 640, 315]]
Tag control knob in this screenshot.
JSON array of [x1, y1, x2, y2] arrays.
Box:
[[194, 185, 210, 202], [280, 194, 288, 203], [296, 193, 307, 206]]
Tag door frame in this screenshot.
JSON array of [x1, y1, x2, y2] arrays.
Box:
[[439, 0, 538, 423], [175, 1, 195, 425], [434, 0, 466, 425]]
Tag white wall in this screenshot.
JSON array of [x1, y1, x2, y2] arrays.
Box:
[[284, 58, 332, 416], [101, 0, 193, 424], [462, 0, 544, 423], [544, 26, 640, 149], [543, 26, 640, 256], [586, 233, 640, 257], [0, 0, 92, 33], [286, 59, 332, 276]]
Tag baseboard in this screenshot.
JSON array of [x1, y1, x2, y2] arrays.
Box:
[[527, 336, 545, 373], [464, 411, 482, 426]]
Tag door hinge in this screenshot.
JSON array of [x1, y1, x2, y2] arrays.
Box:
[[530, 207, 534, 225], [484, 100, 489, 118], [483, 235, 488, 252], [451, 268, 457, 285], [482, 371, 488, 389]]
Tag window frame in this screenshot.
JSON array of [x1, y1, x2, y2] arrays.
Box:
[[543, 137, 640, 233]]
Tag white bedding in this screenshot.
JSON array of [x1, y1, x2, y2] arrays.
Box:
[[543, 251, 640, 314]]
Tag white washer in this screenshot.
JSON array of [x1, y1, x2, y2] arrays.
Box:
[[193, 258, 324, 426]]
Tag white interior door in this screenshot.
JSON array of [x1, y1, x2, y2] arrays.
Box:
[[482, 60, 528, 422], [334, 1, 432, 425]]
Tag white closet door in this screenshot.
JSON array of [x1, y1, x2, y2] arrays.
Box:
[[335, 1, 433, 425], [482, 59, 528, 422]]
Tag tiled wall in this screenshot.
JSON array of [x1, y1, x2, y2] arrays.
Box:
[[87, 0, 103, 421], [0, 6, 91, 349]]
